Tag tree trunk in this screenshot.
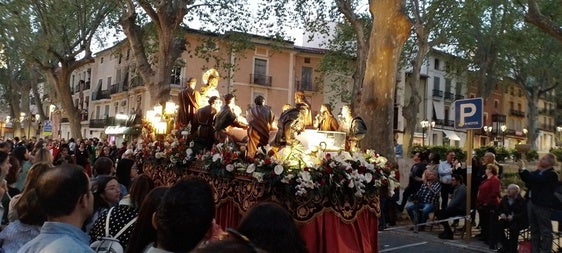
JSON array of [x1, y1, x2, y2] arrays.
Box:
[[526, 91, 539, 150], [402, 42, 429, 155], [44, 68, 83, 139], [358, 0, 411, 161]]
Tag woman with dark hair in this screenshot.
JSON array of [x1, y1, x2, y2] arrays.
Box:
[[120, 174, 153, 208], [116, 149, 135, 191], [85, 175, 121, 232], [74, 141, 91, 177], [0, 163, 53, 252], [126, 187, 168, 253], [237, 202, 308, 253], [89, 175, 155, 247], [2, 156, 21, 224], [0, 151, 12, 201], [13, 146, 32, 191], [53, 144, 75, 166]]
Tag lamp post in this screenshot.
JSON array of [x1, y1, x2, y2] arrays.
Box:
[[420, 120, 429, 146], [556, 126, 562, 147], [483, 125, 493, 144], [500, 125, 507, 147]]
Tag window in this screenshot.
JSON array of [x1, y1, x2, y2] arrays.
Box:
[[509, 101, 514, 110], [95, 106, 100, 119], [434, 58, 440, 70], [301, 67, 313, 91], [114, 102, 119, 115], [116, 69, 122, 84], [170, 66, 181, 85], [304, 57, 311, 64], [100, 57, 104, 64], [444, 106, 450, 122], [494, 100, 499, 109], [107, 77, 112, 87], [104, 105, 110, 117], [252, 58, 268, 85], [445, 79, 451, 93], [433, 77, 440, 90], [517, 103, 521, 111]]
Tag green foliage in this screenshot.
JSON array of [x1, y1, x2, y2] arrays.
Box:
[[551, 148, 562, 163], [410, 145, 466, 162], [474, 146, 510, 162], [501, 173, 526, 191], [511, 149, 538, 162]]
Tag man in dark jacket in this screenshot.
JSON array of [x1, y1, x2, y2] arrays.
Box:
[[398, 152, 427, 211], [497, 184, 528, 253], [436, 174, 467, 239], [519, 153, 559, 253]]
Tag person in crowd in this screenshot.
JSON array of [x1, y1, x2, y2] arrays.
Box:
[[486, 147, 503, 178], [93, 157, 127, 198], [0, 151, 11, 199], [406, 169, 441, 232], [246, 95, 275, 158], [116, 149, 135, 191], [177, 77, 200, 130], [18, 164, 94, 253], [13, 146, 32, 191], [469, 153, 485, 226], [116, 141, 128, 161], [497, 184, 528, 253], [89, 175, 154, 247], [236, 202, 308, 253], [75, 141, 91, 177], [476, 162, 502, 249], [32, 148, 53, 165], [438, 151, 462, 210], [436, 174, 467, 240], [126, 187, 168, 253], [194, 96, 220, 150], [144, 178, 215, 253], [313, 103, 339, 131], [0, 163, 53, 252], [53, 143, 75, 166], [518, 153, 559, 253], [195, 230, 267, 253], [394, 139, 403, 159], [199, 74, 220, 108], [398, 151, 428, 212], [85, 175, 121, 233], [2, 156, 21, 224], [0, 142, 12, 154]]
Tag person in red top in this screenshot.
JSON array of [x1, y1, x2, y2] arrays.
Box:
[[477, 161, 502, 249]]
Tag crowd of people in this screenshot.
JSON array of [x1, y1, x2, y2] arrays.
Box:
[[388, 148, 561, 253], [0, 136, 310, 253]]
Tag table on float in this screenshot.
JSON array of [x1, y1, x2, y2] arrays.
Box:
[[144, 164, 380, 253]]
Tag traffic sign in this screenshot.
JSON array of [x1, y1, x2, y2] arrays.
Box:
[[454, 98, 483, 130]]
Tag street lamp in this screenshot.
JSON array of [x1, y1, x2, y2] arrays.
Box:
[[556, 126, 562, 147], [483, 125, 493, 144], [420, 120, 429, 146], [500, 125, 507, 147]]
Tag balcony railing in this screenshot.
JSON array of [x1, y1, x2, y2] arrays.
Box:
[[539, 124, 555, 131], [455, 94, 465, 100], [432, 89, 443, 98], [509, 109, 525, 117], [130, 76, 144, 88], [296, 80, 315, 92], [89, 119, 106, 128], [250, 74, 272, 86], [445, 120, 454, 127], [92, 90, 111, 100], [444, 92, 455, 101]]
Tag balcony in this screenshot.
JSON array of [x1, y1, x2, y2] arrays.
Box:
[[455, 94, 465, 100], [250, 74, 272, 86], [539, 109, 553, 116], [539, 124, 555, 132], [130, 76, 144, 88], [89, 119, 106, 128], [509, 109, 525, 117], [444, 92, 455, 101], [92, 90, 111, 100], [432, 89, 443, 98], [445, 120, 454, 127], [296, 80, 315, 92]]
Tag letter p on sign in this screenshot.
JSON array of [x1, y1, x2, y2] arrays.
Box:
[[454, 98, 483, 130]]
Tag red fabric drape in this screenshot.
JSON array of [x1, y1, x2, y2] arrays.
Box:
[[299, 210, 378, 253], [215, 201, 244, 229]]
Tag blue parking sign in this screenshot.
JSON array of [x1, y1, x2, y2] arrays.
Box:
[[454, 98, 483, 130]]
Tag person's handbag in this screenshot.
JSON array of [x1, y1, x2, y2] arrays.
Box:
[[517, 240, 531, 253]]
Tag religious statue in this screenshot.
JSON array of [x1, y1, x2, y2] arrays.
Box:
[[214, 94, 248, 143], [199, 69, 221, 108], [294, 91, 312, 127], [246, 96, 275, 158], [194, 96, 221, 150], [176, 77, 199, 131], [338, 104, 367, 151], [274, 108, 305, 147], [313, 103, 339, 131]]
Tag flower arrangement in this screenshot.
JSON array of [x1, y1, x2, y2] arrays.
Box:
[[139, 131, 398, 200]]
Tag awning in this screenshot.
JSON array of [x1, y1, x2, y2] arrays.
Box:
[[442, 130, 461, 141], [433, 101, 445, 120], [105, 126, 136, 135]]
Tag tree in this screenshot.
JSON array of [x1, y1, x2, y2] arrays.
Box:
[[507, 26, 562, 150], [524, 0, 562, 43], [117, 0, 257, 106], [401, 0, 455, 155], [357, 0, 410, 159], [0, 0, 117, 139], [447, 0, 519, 98]]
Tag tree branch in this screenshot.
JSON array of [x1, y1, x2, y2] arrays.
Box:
[[525, 0, 562, 43]]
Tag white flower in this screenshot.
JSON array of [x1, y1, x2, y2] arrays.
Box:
[[171, 141, 178, 148], [274, 165, 284, 175], [189, 141, 195, 147], [246, 164, 256, 174], [299, 171, 311, 181], [155, 152, 164, 159], [225, 164, 235, 172], [186, 148, 193, 156], [348, 180, 355, 188], [212, 153, 222, 162], [181, 130, 189, 136], [252, 172, 264, 182], [364, 173, 373, 183]]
